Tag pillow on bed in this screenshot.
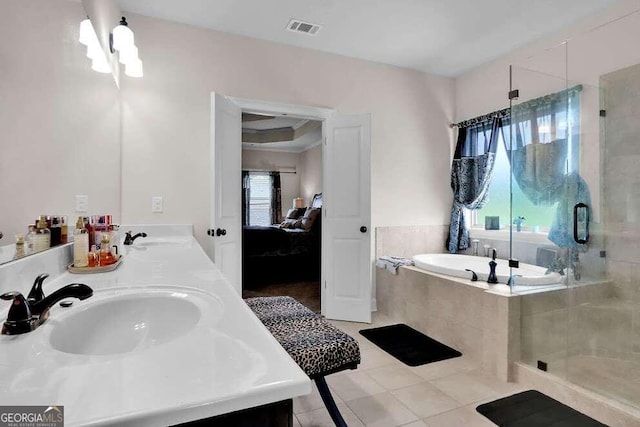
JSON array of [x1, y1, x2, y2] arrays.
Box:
[[285, 208, 306, 220], [299, 207, 321, 231], [279, 218, 298, 229]]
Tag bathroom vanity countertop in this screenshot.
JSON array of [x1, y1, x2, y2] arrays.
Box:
[[0, 232, 311, 426]]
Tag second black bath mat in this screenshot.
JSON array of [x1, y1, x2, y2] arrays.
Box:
[[476, 390, 608, 426], [359, 324, 461, 367]]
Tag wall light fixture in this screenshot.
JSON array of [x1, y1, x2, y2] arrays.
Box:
[[110, 16, 143, 78], [78, 16, 143, 78], [78, 18, 111, 74]]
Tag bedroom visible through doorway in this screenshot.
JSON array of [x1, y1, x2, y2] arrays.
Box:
[[240, 112, 323, 313]]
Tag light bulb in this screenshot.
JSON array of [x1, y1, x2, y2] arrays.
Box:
[[125, 58, 143, 78], [91, 53, 112, 74], [118, 45, 138, 65], [79, 19, 93, 46], [112, 17, 134, 52]]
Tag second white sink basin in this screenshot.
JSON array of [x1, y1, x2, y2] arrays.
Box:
[[48, 287, 222, 356]]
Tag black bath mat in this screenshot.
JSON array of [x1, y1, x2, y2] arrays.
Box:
[[476, 390, 608, 426], [358, 323, 461, 367]]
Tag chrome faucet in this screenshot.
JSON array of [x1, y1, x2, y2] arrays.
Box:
[[123, 231, 147, 245], [0, 273, 93, 335]]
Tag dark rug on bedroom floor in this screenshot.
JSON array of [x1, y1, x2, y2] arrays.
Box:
[[358, 324, 461, 367], [476, 390, 608, 427]]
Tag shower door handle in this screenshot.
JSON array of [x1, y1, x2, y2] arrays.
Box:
[[573, 203, 589, 244]]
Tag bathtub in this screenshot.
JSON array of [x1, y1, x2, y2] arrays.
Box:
[[412, 253, 563, 286]]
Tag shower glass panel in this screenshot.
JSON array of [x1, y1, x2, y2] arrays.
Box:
[[563, 53, 640, 410], [509, 63, 573, 382], [512, 12, 640, 411]]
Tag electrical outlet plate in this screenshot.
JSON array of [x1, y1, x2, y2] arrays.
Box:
[[75, 195, 88, 212], [152, 196, 163, 213]]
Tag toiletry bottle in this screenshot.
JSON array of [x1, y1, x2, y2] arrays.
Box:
[[88, 245, 99, 267], [84, 216, 94, 249], [93, 215, 104, 249], [34, 217, 51, 252], [99, 234, 116, 266], [50, 216, 61, 247], [60, 216, 68, 244], [109, 224, 120, 257], [13, 234, 26, 259], [73, 217, 89, 267], [26, 225, 36, 254]]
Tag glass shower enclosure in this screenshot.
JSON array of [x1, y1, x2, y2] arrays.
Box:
[[507, 17, 640, 413]]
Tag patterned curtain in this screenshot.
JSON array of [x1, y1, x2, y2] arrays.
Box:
[[448, 118, 502, 253], [241, 171, 250, 226], [269, 171, 282, 224], [506, 85, 590, 247]]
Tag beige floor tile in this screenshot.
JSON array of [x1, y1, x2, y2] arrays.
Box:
[[294, 382, 343, 414], [293, 414, 302, 427], [296, 402, 365, 427], [326, 370, 386, 401], [391, 382, 461, 418], [366, 364, 425, 390], [346, 392, 419, 427], [410, 355, 479, 380], [399, 420, 428, 427], [423, 406, 496, 427], [429, 371, 503, 405], [358, 346, 397, 370]]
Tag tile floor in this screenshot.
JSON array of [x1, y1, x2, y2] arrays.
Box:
[[292, 315, 527, 427]]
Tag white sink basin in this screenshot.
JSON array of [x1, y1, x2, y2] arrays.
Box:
[[48, 287, 222, 356]]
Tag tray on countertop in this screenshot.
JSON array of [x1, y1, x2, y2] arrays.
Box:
[[67, 255, 123, 274]]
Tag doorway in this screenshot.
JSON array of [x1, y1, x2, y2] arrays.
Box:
[[210, 93, 373, 322], [240, 112, 323, 312]]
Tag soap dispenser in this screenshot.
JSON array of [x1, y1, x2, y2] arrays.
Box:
[[33, 217, 51, 252], [73, 216, 89, 267]]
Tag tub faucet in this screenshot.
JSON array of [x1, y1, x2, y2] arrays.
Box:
[[124, 231, 147, 245], [0, 273, 93, 335], [487, 248, 499, 284]]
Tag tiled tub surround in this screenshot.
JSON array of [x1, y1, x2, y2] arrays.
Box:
[[377, 264, 640, 424], [376, 266, 521, 382], [0, 225, 311, 426]]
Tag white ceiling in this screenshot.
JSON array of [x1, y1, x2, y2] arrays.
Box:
[[119, 0, 618, 76]]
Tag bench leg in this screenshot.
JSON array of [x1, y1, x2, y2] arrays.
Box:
[[314, 377, 348, 427]]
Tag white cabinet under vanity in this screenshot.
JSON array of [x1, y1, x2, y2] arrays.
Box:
[[0, 225, 310, 426]]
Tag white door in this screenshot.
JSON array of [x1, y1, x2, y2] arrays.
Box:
[[209, 93, 242, 293], [323, 113, 372, 322]]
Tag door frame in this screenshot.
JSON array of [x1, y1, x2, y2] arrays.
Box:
[[230, 97, 333, 312]]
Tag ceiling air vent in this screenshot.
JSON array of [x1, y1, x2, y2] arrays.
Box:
[[286, 19, 321, 36]]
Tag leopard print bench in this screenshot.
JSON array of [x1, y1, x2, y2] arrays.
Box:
[[245, 296, 360, 427]]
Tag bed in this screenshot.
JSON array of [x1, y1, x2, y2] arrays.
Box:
[[242, 193, 322, 287]]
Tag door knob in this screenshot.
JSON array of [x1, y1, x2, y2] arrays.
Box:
[[216, 228, 227, 236], [360, 226, 367, 233]]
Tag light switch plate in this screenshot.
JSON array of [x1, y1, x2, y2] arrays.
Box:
[[75, 195, 88, 212], [152, 196, 163, 213]]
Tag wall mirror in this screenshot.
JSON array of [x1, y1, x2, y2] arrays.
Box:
[[0, 0, 121, 265]]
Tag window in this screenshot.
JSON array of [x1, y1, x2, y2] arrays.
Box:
[[247, 173, 272, 226], [475, 130, 556, 230], [475, 87, 580, 231]]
